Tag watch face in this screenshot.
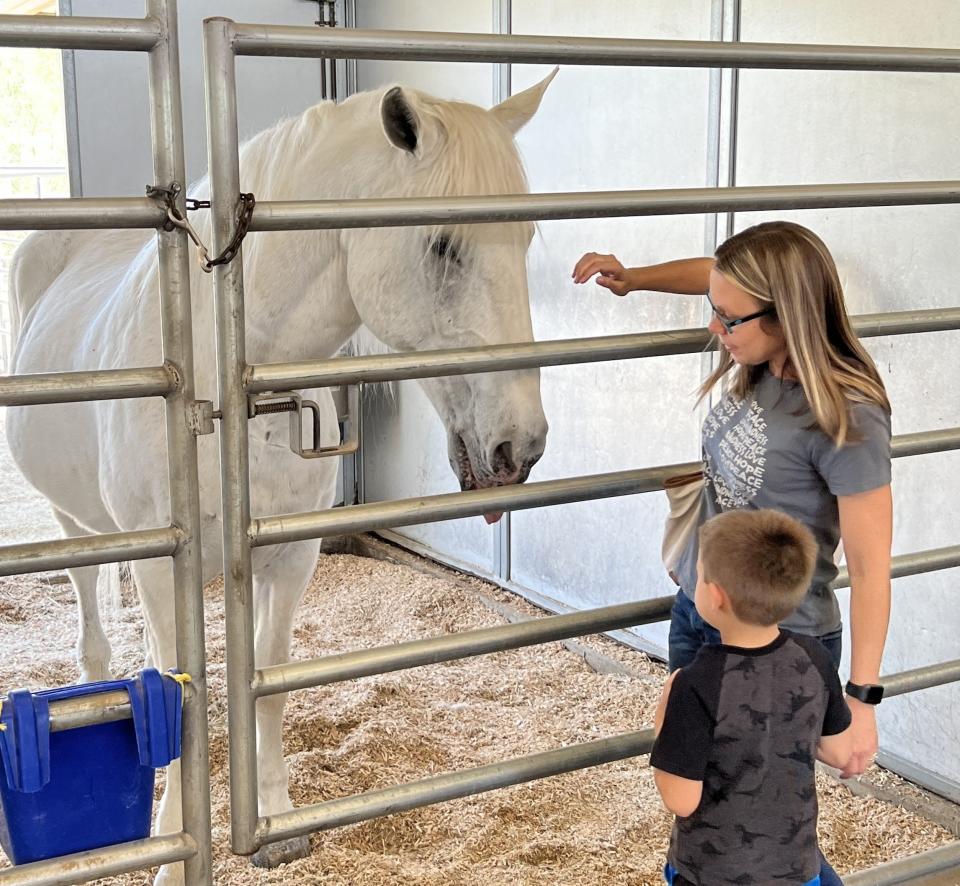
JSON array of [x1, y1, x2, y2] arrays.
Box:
[[864, 684, 884, 705]]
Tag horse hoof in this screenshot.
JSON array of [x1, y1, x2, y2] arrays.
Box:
[[250, 835, 311, 869]]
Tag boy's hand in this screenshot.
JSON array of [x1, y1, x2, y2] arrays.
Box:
[[654, 670, 680, 737]]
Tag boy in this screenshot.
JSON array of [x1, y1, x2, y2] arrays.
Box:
[[650, 509, 853, 886]]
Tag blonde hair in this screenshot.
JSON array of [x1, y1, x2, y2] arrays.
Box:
[[699, 509, 817, 626], [700, 221, 890, 447]]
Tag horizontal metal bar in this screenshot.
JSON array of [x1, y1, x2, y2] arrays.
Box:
[[248, 181, 960, 232], [251, 462, 693, 546], [246, 308, 960, 391], [231, 25, 960, 74], [255, 728, 653, 846], [846, 841, 960, 886], [46, 689, 131, 733], [247, 329, 707, 391], [833, 544, 960, 590], [0, 365, 176, 407], [0, 526, 181, 576], [0, 833, 196, 886], [0, 14, 161, 52], [891, 425, 960, 458], [881, 659, 960, 698], [0, 198, 166, 231], [253, 595, 673, 697], [254, 658, 960, 848]]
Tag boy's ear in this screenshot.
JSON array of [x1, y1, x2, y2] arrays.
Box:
[[707, 581, 730, 612]]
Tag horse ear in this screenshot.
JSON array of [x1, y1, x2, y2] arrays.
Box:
[[381, 86, 420, 154], [490, 67, 558, 134]]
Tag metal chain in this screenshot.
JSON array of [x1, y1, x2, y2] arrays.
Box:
[[146, 182, 255, 274]]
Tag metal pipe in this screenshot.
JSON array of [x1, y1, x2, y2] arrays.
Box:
[[0, 833, 196, 886], [845, 842, 960, 886], [248, 181, 960, 231], [248, 328, 708, 391], [0, 13, 161, 51], [47, 689, 131, 732], [0, 526, 180, 576], [0, 198, 165, 230], [251, 451, 955, 548], [0, 365, 175, 406], [891, 425, 960, 458], [881, 659, 960, 698], [255, 729, 654, 846], [231, 25, 960, 73], [251, 462, 693, 546], [246, 308, 960, 391], [147, 1, 213, 881], [833, 544, 960, 590], [203, 15, 260, 858], [253, 596, 674, 697]]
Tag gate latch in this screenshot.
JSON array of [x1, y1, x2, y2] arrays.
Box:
[[248, 388, 359, 460]]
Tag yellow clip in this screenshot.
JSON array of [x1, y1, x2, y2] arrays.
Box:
[[0, 698, 5, 732], [166, 672, 192, 686]]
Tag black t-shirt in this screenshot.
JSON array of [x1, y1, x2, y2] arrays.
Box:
[[650, 631, 851, 885]]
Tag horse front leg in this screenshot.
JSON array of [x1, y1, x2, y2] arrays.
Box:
[[249, 540, 322, 869], [51, 508, 112, 682]]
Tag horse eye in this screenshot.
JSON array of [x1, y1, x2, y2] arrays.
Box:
[[430, 236, 460, 264]]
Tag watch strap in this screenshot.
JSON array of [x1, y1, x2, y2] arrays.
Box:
[[845, 680, 884, 705]]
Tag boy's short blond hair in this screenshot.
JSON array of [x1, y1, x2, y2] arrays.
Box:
[[699, 509, 817, 626]]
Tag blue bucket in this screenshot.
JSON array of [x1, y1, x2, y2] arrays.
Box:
[[0, 669, 183, 865]]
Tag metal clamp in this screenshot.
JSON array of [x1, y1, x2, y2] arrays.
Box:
[[248, 388, 359, 460], [188, 400, 218, 436]]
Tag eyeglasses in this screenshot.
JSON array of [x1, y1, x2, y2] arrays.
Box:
[[706, 292, 775, 335]]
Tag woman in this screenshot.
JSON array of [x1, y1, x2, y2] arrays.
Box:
[[574, 222, 893, 885]]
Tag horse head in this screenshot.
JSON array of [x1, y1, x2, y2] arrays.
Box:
[[340, 72, 557, 515]]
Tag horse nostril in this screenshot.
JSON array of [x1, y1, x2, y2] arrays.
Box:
[[491, 441, 516, 475]]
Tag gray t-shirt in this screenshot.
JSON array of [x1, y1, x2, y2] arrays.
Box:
[[650, 631, 852, 885], [675, 369, 891, 635]]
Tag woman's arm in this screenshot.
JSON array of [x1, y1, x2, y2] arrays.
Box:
[[837, 483, 893, 778], [571, 254, 714, 296]]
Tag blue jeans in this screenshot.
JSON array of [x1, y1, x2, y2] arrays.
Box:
[[664, 861, 821, 885], [666, 590, 844, 886]]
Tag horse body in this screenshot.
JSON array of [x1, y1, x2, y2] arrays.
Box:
[[6, 73, 554, 881]]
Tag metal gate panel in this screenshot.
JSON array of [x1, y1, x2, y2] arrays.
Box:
[[0, 3, 211, 883]]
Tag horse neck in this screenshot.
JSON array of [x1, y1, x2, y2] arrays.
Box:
[[209, 99, 390, 365]]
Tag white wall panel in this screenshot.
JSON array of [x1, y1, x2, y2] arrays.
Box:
[[69, 1, 327, 196], [507, 1, 714, 653]]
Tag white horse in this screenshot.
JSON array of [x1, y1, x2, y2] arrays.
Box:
[[6, 72, 554, 881]]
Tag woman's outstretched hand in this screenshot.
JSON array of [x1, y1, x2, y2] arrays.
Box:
[[572, 252, 633, 296]]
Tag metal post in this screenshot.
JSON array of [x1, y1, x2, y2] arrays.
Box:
[[146, 0, 212, 881], [203, 15, 260, 857]]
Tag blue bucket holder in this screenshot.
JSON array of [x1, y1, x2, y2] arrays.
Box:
[[0, 669, 184, 865]]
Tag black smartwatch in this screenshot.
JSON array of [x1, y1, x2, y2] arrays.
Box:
[[845, 681, 884, 705]]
